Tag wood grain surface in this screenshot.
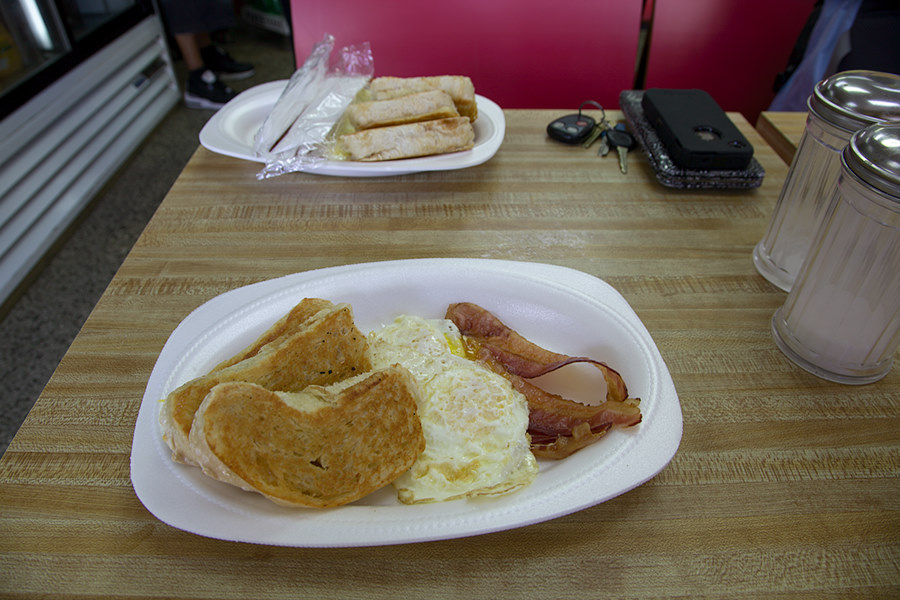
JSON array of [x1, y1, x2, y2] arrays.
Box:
[[1, 110, 897, 599], [756, 111, 807, 164]]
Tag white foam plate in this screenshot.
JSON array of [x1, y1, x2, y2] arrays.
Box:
[[198, 80, 505, 176], [131, 259, 682, 547]]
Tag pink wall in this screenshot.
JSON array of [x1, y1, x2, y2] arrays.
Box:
[[290, 0, 644, 110]]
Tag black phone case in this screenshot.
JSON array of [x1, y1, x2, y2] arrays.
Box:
[[619, 90, 764, 190], [641, 88, 753, 170]]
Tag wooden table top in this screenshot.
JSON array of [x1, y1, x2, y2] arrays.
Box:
[[756, 111, 807, 164], [2, 109, 897, 599]]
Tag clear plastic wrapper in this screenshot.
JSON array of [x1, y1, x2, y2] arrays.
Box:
[[254, 34, 373, 179]]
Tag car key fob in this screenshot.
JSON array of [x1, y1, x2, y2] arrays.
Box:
[[547, 113, 597, 144]]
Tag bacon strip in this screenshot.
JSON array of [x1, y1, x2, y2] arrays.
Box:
[[446, 302, 641, 458], [531, 423, 610, 459], [446, 302, 628, 402], [475, 347, 641, 458]]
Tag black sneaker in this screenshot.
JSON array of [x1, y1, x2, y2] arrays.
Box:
[[200, 45, 255, 81], [184, 69, 237, 110]]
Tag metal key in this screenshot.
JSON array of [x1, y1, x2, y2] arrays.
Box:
[[597, 130, 611, 156], [581, 123, 602, 149], [599, 123, 625, 157], [606, 128, 636, 173], [582, 120, 609, 149]]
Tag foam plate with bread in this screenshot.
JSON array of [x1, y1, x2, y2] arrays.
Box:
[[199, 80, 505, 177], [131, 258, 682, 547]]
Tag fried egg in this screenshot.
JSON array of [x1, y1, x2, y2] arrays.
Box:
[[368, 315, 538, 504]]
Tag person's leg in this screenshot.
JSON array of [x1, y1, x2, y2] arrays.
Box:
[[158, 0, 252, 107], [173, 33, 204, 71], [174, 32, 239, 110]]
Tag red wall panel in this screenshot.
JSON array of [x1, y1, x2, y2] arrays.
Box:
[[290, 0, 644, 110], [643, 0, 814, 122]]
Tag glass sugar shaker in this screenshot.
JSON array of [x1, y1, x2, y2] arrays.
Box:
[[754, 70, 900, 292], [772, 123, 900, 384]]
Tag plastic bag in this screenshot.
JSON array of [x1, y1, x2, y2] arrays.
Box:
[[254, 34, 373, 179]]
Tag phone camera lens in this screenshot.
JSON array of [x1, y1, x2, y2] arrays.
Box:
[[693, 126, 721, 142]]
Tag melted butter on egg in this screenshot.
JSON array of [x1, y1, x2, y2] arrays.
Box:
[[368, 315, 538, 504]]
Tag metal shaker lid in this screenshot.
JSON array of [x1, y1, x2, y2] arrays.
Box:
[[844, 123, 900, 199], [811, 70, 900, 132]]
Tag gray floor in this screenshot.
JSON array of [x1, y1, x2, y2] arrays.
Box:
[[0, 22, 295, 457]]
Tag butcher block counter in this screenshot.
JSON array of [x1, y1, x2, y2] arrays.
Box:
[[1, 108, 897, 599]]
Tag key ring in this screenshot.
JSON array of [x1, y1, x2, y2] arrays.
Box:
[[578, 100, 607, 125]]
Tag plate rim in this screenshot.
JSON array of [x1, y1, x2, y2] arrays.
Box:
[[198, 80, 506, 176], [130, 258, 682, 547]]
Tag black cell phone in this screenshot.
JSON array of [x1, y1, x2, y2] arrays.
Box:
[[641, 88, 753, 170]]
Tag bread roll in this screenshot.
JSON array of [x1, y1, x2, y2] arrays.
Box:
[[188, 365, 425, 508], [370, 76, 478, 121], [338, 117, 475, 162], [345, 89, 459, 130]]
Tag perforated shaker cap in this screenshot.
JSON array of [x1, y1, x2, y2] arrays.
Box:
[[811, 70, 900, 133], [843, 123, 900, 200]]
